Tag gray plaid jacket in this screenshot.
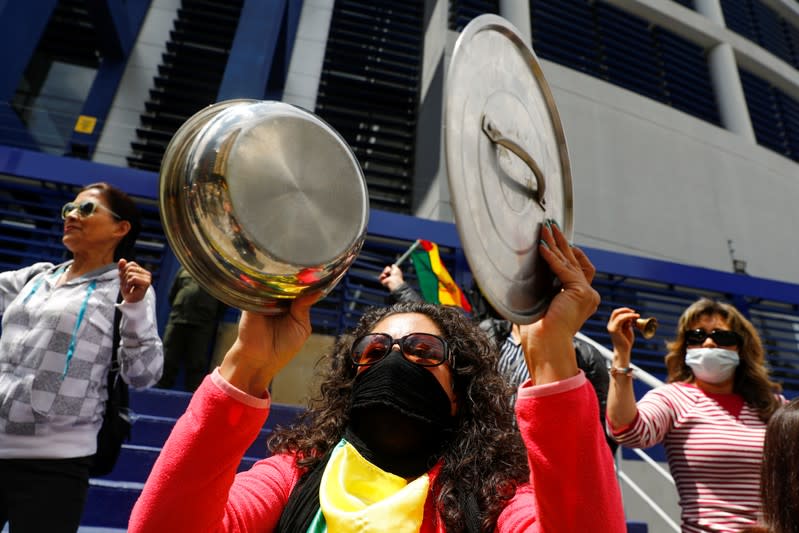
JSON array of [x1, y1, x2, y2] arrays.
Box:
[[0, 261, 163, 459]]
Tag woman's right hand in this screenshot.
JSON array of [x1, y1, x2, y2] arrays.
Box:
[[607, 307, 639, 363], [606, 307, 641, 429], [220, 292, 321, 396]]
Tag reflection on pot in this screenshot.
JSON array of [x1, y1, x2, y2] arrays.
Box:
[[159, 99, 369, 313]]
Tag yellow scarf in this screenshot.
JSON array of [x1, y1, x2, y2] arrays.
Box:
[[317, 440, 430, 533]]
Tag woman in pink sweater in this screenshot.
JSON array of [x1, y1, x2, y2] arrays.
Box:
[[130, 223, 625, 532]]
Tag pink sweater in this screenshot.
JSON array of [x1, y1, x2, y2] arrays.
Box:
[[129, 369, 625, 532]]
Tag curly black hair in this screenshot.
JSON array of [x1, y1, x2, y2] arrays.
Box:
[[268, 302, 529, 532]]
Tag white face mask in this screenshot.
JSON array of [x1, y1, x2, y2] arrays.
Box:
[[685, 348, 740, 384]]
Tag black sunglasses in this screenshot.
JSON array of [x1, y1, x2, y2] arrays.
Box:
[[351, 332, 449, 367], [61, 200, 122, 221], [685, 328, 742, 347]]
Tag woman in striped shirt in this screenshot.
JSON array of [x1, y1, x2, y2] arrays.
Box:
[[606, 298, 784, 532]]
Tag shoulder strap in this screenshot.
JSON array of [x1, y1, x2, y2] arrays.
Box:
[[109, 291, 123, 387]]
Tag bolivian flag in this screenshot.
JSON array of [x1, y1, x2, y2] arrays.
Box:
[[410, 240, 472, 312]]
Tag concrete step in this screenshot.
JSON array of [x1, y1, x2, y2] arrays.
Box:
[[129, 387, 192, 420], [129, 388, 305, 428], [81, 386, 304, 527], [83, 480, 142, 529], [127, 414, 273, 457], [83, 453, 262, 528], [91, 444, 262, 484]]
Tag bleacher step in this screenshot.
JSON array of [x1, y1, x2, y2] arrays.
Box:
[[129, 413, 273, 456], [82, 386, 305, 528]]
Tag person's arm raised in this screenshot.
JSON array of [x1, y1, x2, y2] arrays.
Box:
[[378, 264, 405, 292], [606, 307, 640, 428], [519, 221, 599, 385], [219, 292, 320, 397]]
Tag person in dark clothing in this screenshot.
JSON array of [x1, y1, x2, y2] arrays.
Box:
[[379, 263, 617, 454], [157, 267, 226, 392]]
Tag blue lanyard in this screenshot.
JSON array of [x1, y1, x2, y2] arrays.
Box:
[[22, 265, 66, 303], [20, 265, 101, 378], [63, 279, 97, 377]]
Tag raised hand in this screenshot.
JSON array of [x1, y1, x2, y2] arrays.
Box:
[[607, 307, 639, 363], [519, 220, 599, 384], [378, 264, 405, 291], [220, 292, 321, 396], [118, 259, 152, 303]]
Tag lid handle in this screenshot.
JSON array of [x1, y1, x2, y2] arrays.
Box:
[[481, 115, 546, 210]]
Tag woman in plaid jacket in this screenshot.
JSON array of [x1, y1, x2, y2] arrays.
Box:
[[0, 182, 163, 533]]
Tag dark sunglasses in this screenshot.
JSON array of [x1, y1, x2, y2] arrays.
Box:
[[685, 328, 742, 347], [351, 332, 449, 367], [61, 200, 122, 221]]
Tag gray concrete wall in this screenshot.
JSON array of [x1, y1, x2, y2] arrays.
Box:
[[282, 0, 334, 112], [546, 60, 799, 284]]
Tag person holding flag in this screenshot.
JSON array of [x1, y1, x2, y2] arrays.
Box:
[[379, 239, 471, 312]]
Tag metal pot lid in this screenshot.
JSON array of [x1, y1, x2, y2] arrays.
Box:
[[445, 14, 574, 325]]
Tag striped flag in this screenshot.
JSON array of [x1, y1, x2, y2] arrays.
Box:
[[410, 240, 472, 312]]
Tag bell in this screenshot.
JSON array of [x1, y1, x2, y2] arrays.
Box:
[[635, 317, 658, 339]]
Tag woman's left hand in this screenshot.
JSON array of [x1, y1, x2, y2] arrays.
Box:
[[519, 220, 599, 384], [118, 259, 152, 303]]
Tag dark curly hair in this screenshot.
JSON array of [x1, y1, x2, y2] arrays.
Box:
[[665, 298, 782, 422], [81, 182, 142, 261], [268, 302, 528, 532], [759, 398, 799, 533]]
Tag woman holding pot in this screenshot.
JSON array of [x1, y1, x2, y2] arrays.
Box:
[[606, 299, 785, 532], [130, 223, 625, 532], [0, 182, 163, 532]]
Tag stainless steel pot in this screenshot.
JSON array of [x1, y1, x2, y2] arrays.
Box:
[[159, 99, 369, 313]]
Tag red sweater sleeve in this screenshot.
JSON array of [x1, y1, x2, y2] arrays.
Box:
[[496, 372, 626, 532], [128, 372, 301, 532]]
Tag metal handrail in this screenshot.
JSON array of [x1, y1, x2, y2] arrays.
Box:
[[617, 470, 681, 532], [575, 332, 680, 532], [628, 447, 675, 485], [575, 332, 665, 390]]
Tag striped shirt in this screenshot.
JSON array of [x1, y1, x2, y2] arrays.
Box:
[[613, 382, 776, 532], [497, 335, 529, 393]]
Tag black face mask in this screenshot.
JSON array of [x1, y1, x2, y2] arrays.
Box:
[[347, 350, 456, 478]]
